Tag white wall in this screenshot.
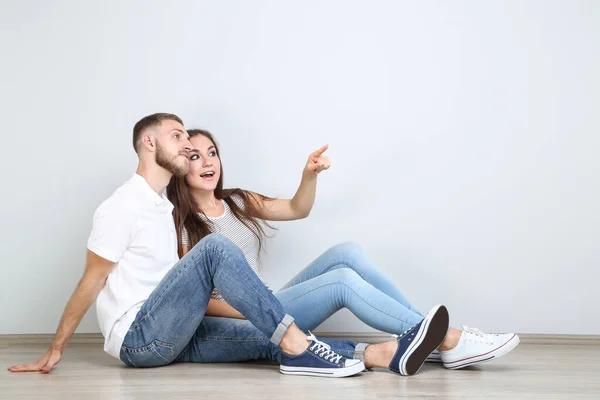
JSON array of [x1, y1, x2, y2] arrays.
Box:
[[1, 0, 598, 335]]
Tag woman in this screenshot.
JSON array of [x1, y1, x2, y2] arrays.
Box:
[[166, 129, 519, 371]]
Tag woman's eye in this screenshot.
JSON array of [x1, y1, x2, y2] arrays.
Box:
[[190, 154, 199, 160], [209, 151, 216, 156]]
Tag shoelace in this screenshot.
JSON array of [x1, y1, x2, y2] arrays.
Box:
[[392, 323, 417, 339], [463, 326, 494, 344], [306, 331, 343, 364]]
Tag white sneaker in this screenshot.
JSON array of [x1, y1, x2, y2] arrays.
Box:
[[439, 326, 520, 369], [425, 349, 442, 363]]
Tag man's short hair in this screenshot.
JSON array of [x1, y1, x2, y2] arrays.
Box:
[[133, 113, 184, 153]]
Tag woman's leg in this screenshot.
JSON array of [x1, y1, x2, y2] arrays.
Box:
[[276, 243, 519, 371], [280, 242, 422, 316], [275, 268, 423, 335]]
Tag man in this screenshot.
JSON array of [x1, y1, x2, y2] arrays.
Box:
[[8, 113, 448, 377]]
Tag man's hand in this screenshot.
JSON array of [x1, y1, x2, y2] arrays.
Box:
[[8, 250, 115, 374], [8, 347, 63, 373]]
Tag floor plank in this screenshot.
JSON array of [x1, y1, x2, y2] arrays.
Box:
[[2, 343, 599, 399]]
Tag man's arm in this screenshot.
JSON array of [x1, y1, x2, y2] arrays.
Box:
[[8, 250, 115, 373]]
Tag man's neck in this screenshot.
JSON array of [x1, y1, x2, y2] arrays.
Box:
[[136, 162, 172, 196]]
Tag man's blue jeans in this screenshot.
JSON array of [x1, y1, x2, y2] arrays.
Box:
[[119, 234, 351, 367]]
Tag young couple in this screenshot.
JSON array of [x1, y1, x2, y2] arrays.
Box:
[[8, 113, 519, 378]]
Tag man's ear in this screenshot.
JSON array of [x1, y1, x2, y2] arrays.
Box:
[[142, 134, 156, 151]]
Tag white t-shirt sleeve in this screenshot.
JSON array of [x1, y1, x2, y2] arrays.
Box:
[[87, 197, 138, 263]]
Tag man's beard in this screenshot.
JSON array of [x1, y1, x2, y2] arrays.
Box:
[[156, 142, 188, 176]]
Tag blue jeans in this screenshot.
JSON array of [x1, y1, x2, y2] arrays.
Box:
[[277, 241, 424, 333], [173, 242, 425, 364], [119, 233, 299, 367]]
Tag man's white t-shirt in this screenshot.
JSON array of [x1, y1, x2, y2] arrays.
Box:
[[87, 174, 179, 359]]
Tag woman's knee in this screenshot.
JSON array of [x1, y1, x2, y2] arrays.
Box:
[[329, 241, 363, 256], [328, 268, 362, 286], [326, 242, 374, 275], [326, 242, 369, 268]]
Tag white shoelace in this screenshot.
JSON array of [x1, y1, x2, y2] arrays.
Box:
[[462, 326, 494, 344], [307, 331, 343, 364], [392, 323, 417, 339]]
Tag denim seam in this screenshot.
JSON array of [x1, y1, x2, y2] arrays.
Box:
[[121, 348, 138, 367], [318, 259, 424, 317], [122, 339, 174, 354], [296, 260, 420, 326], [280, 281, 418, 326], [127, 252, 201, 331], [210, 244, 287, 340], [216, 247, 279, 310], [198, 337, 270, 342], [320, 260, 370, 283]]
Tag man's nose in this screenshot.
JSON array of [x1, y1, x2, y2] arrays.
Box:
[[182, 138, 192, 152]]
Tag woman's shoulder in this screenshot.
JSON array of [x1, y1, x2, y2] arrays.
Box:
[[224, 190, 248, 210]]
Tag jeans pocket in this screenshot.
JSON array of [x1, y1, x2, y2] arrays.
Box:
[[121, 340, 176, 368]]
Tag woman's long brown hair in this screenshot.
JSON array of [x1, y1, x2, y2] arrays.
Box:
[[167, 129, 276, 258]]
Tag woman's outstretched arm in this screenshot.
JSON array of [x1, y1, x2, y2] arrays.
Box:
[[249, 144, 330, 221]]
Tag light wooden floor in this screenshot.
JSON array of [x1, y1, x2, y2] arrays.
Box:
[[2, 342, 599, 399]]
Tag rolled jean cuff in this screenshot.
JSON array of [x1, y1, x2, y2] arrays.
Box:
[[270, 314, 295, 346], [353, 342, 370, 362]]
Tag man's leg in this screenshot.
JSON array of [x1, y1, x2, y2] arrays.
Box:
[[120, 233, 296, 367], [120, 233, 364, 376], [176, 317, 359, 363], [177, 317, 428, 373]]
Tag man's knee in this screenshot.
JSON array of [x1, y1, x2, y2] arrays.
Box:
[[195, 233, 236, 252]]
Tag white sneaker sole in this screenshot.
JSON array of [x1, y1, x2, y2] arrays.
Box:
[[280, 360, 365, 378], [443, 334, 520, 370], [399, 304, 449, 376], [425, 353, 443, 363]]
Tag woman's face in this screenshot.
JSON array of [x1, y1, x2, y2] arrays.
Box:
[[185, 134, 221, 192]]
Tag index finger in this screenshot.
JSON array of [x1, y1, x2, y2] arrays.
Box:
[[311, 144, 329, 158]]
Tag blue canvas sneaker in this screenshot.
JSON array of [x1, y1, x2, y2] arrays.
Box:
[[388, 304, 449, 376], [280, 332, 365, 378]]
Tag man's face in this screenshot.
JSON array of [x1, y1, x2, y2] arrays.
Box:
[[153, 119, 191, 176]]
